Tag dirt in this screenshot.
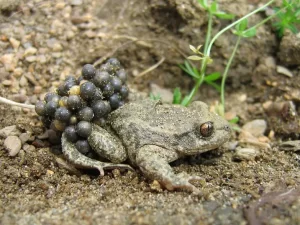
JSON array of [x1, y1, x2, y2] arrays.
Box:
[[0, 0, 300, 224]]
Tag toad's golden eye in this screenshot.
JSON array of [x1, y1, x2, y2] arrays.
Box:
[[200, 121, 214, 137]]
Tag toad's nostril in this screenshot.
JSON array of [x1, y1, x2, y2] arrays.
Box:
[[224, 125, 231, 131]]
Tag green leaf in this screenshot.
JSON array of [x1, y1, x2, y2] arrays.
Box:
[[189, 44, 197, 53], [236, 19, 248, 32], [242, 27, 257, 38], [173, 88, 182, 104], [149, 93, 161, 101], [187, 55, 203, 61], [197, 0, 208, 9], [214, 12, 235, 20], [178, 61, 199, 79], [204, 72, 221, 81], [210, 2, 218, 13], [204, 80, 221, 92], [181, 96, 190, 106], [229, 116, 239, 124]]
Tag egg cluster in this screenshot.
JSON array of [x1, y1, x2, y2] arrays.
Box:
[[35, 58, 129, 157]]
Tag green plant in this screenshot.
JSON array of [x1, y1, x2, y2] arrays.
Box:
[[174, 0, 296, 122], [273, 0, 300, 37]]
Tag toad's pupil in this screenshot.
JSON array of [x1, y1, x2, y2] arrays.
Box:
[[200, 121, 214, 137]]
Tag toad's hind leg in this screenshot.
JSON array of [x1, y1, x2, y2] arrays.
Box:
[[61, 134, 133, 176], [136, 145, 202, 194]]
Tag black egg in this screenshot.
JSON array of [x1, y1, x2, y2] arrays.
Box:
[[92, 100, 111, 118], [75, 139, 91, 155], [44, 92, 60, 103], [52, 120, 66, 132], [116, 69, 127, 83], [111, 77, 122, 92], [45, 100, 58, 116], [57, 81, 76, 96], [107, 58, 121, 71], [100, 63, 114, 74], [55, 107, 71, 122], [48, 129, 62, 145], [91, 88, 103, 102], [65, 75, 77, 84], [77, 76, 84, 84], [102, 83, 114, 98], [67, 95, 82, 111], [59, 96, 69, 107], [118, 101, 125, 108], [64, 126, 78, 143], [76, 121, 92, 138], [35, 100, 46, 116], [109, 93, 121, 109], [82, 64, 96, 80], [92, 117, 106, 127], [69, 115, 78, 125], [78, 107, 94, 121], [119, 85, 129, 99], [92, 71, 111, 88], [80, 81, 96, 100], [41, 116, 52, 128]]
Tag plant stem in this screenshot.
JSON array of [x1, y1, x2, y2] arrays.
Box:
[[182, 12, 213, 106], [206, 0, 275, 57], [220, 36, 241, 114], [0, 96, 35, 109]]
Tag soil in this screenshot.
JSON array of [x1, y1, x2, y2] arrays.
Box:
[[0, 0, 300, 224]]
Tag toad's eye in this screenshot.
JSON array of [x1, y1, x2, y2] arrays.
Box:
[[200, 121, 214, 137]]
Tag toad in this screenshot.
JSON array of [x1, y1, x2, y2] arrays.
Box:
[[62, 99, 231, 193]]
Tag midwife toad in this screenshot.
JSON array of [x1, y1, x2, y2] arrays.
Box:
[[62, 99, 231, 193]]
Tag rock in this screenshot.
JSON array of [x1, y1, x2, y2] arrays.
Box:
[[23, 143, 36, 152], [278, 32, 300, 66], [19, 133, 31, 144], [24, 47, 37, 56], [4, 136, 22, 157], [0, 0, 21, 11], [25, 56, 37, 62], [276, 65, 293, 78], [0, 125, 20, 138], [71, 0, 83, 6], [9, 37, 20, 50], [242, 119, 267, 137], [233, 148, 259, 161], [2, 80, 12, 86]]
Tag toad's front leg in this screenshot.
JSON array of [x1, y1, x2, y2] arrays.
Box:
[[61, 125, 133, 176], [135, 145, 202, 194]]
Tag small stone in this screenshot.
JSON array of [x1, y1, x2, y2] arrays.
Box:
[[150, 180, 163, 192], [2, 80, 12, 86], [13, 67, 23, 78], [24, 47, 37, 56], [242, 119, 267, 137], [0, 125, 19, 138], [19, 76, 28, 87], [4, 136, 22, 157], [34, 86, 42, 94], [71, 0, 83, 5], [23, 143, 36, 152], [9, 37, 20, 49], [25, 56, 37, 62], [276, 65, 293, 77], [52, 43, 63, 52], [19, 133, 31, 144], [233, 148, 259, 161]]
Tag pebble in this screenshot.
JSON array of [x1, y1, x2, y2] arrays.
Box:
[[0, 53, 16, 72], [242, 119, 267, 137], [19, 133, 31, 144], [276, 65, 293, 78], [71, 0, 83, 6], [2, 80, 12, 86], [13, 67, 23, 78], [24, 47, 37, 56], [0, 125, 20, 138], [9, 37, 20, 50], [4, 136, 22, 157], [233, 148, 259, 161], [23, 143, 36, 152], [34, 86, 42, 94], [19, 76, 28, 87], [25, 56, 37, 62]]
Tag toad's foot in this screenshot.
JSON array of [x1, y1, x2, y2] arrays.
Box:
[[136, 145, 202, 194], [62, 134, 133, 176]]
